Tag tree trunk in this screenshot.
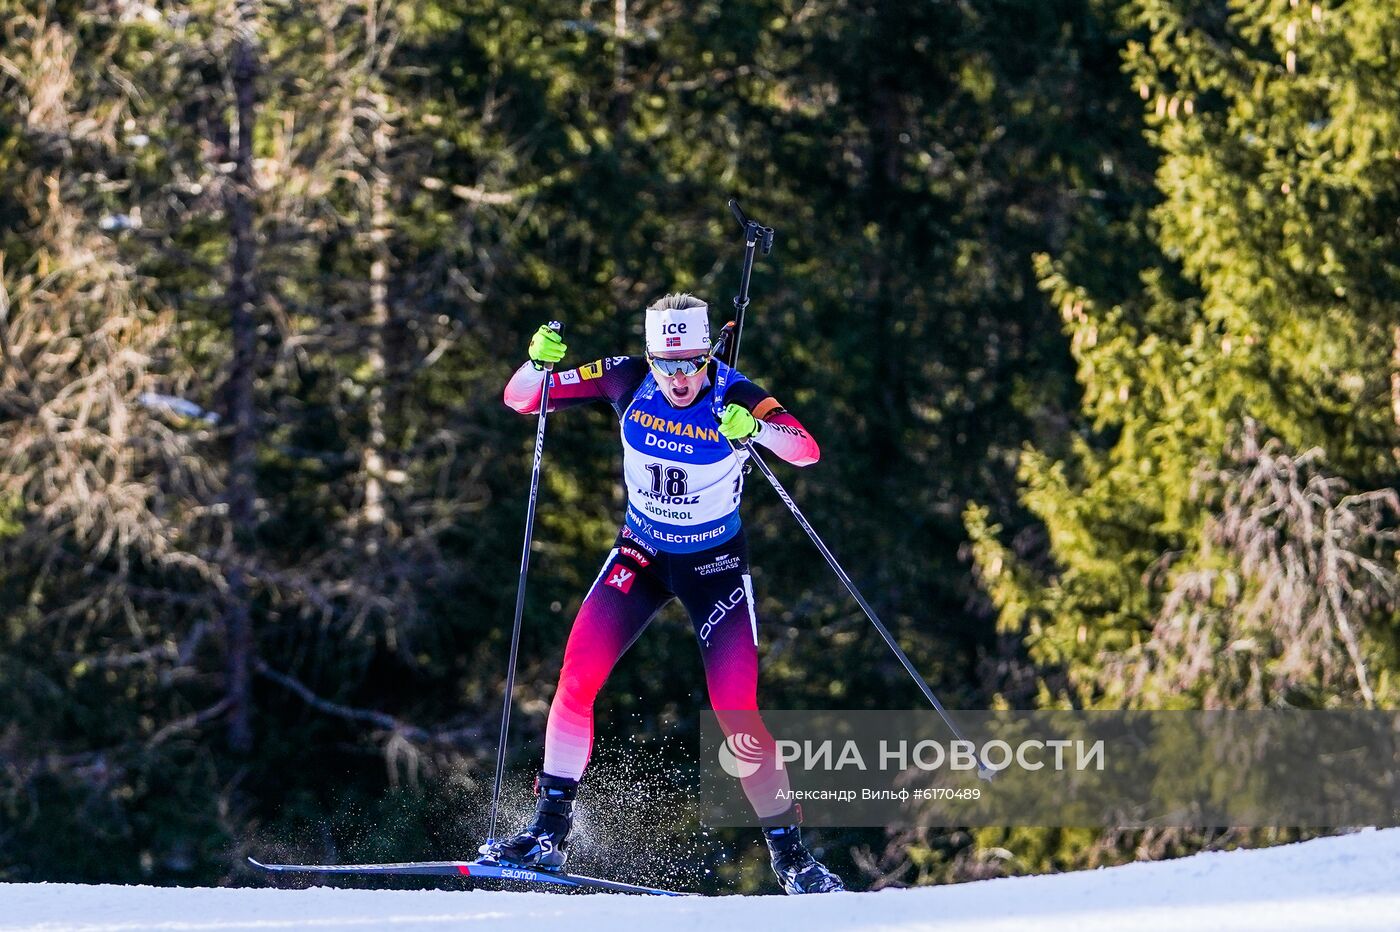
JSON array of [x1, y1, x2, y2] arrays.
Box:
[[223, 0, 261, 755], [1392, 325, 1399, 464], [361, 90, 393, 542], [609, 0, 630, 128]]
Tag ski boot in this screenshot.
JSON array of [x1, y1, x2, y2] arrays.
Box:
[[479, 773, 578, 871], [764, 821, 846, 894]]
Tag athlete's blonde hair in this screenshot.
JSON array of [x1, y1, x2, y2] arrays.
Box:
[[646, 292, 707, 313]]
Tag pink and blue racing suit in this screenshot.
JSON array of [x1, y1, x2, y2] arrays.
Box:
[[504, 355, 820, 820]]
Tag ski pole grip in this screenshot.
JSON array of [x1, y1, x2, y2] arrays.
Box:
[[543, 321, 563, 371], [729, 198, 748, 229], [729, 199, 775, 252], [710, 320, 736, 359]]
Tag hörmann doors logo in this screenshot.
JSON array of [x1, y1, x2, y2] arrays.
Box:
[[718, 732, 765, 779]]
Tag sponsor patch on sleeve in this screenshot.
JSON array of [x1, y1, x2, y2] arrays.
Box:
[[752, 397, 784, 421], [579, 360, 604, 380]]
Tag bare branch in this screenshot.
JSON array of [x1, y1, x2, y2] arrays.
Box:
[[1121, 420, 1400, 706], [254, 660, 485, 748]]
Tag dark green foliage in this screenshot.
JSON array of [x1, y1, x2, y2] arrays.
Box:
[[969, 0, 1400, 709], [965, 0, 1400, 876]]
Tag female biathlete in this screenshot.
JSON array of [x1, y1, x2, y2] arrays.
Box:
[[485, 293, 843, 895]]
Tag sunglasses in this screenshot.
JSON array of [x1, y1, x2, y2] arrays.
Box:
[[647, 353, 710, 377]]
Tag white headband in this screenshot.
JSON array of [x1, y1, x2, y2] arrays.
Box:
[[645, 304, 711, 354]]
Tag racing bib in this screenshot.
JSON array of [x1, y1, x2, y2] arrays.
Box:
[[620, 366, 749, 553]]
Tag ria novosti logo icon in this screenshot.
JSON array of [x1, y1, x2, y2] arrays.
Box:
[[718, 732, 765, 779]]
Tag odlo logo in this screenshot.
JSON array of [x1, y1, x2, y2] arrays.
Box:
[[697, 587, 744, 644], [718, 732, 764, 779]]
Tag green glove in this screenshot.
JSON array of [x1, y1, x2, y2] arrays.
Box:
[[528, 324, 566, 368], [718, 403, 760, 441]]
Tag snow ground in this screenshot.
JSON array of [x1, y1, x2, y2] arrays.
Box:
[[4, 828, 1398, 932]]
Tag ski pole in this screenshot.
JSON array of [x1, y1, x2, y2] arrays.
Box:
[[716, 207, 994, 780], [488, 321, 562, 845], [723, 198, 773, 369], [740, 440, 993, 780]]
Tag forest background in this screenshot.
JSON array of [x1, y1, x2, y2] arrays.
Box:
[[2, 0, 1398, 894]]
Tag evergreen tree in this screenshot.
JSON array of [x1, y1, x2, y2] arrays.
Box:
[[0, 2, 232, 879], [968, 0, 1400, 710], [961, 0, 1400, 881]]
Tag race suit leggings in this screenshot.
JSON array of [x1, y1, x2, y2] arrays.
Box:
[[542, 528, 792, 820]]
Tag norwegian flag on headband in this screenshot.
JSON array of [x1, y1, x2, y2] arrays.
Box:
[[666, 336, 682, 347]]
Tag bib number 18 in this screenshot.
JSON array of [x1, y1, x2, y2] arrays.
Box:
[[645, 464, 688, 496]]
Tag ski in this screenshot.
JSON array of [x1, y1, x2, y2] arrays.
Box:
[[247, 856, 689, 897]]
